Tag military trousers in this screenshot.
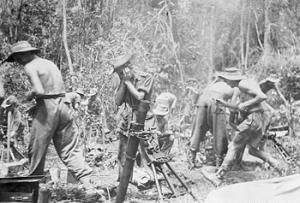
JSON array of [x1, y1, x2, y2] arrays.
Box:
[[190, 95, 228, 161], [28, 97, 92, 180]]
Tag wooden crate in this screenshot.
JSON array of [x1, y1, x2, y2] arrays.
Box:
[[0, 176, 44, 203]]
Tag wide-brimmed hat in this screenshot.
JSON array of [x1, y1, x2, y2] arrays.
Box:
[[109, 54, 133, 75], [5, 41, 40, 62], [153, 101, 169, 116], [216, 67, 246, 81], [153, 93, 176, 116]]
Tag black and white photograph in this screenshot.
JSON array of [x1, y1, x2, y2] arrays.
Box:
[[0, 0, 300, 202]]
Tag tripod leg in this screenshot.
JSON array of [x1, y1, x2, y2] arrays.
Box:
[[165, 162, 198, 201], [6, 111, 12, 162], [151, 163, 163, 201], [158, 164, 177, 196]]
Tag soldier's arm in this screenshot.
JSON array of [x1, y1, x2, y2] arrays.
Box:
[[229, 87, 240, 106], [124, 73, 154, 101], [124, 81, 145, 100], [113, 74, 127, 106], [24, 65, 45, 100], [238, 79, 267, 110]]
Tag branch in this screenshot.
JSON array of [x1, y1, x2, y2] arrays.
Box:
[[240, 0, 245, 70], [62, 0, 74, 75], [253, 9, 264, 50], [164, 0, 184, 84], [244, 0, 251, 72], [275, 84, 295, 136], [135, 4, 167, 37], [275, 85, 289, 107]]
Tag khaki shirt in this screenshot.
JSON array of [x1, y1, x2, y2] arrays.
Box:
[[123, 71, 155, 110]]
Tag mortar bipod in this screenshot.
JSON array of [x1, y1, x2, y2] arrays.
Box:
[[135, 130, 198, 202]]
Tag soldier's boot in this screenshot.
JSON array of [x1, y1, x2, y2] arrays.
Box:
[[187, 149, 196, 169], [187, 149, 202, 169], [201, 166, 223, 187], [215, 167, 226, 180], [268, 157, 283, 174]]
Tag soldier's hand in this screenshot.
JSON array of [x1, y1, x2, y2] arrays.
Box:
[[123, 73, 132, 82], [123, 68, 134, 81], [26, 91, 35, 101], [228, 101, 239, 112], [238, 103, 247, 111], [123, 80, 132, 87]]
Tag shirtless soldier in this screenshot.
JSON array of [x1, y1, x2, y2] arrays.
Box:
[[215, 74, 279, 180], [188, 68, 245, 168], [5, 41, 98, 194]]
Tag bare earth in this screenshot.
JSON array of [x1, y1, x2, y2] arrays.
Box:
[[42, 134, 295, 203]]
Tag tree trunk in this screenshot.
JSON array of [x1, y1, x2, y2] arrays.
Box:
[[208, 3, 216, 82], [240, 0, 246, 72], [262, 0, 272, 64], [62, 0, 74, 76], [165, 0, 184, 84], [244, 0, 251, 73]]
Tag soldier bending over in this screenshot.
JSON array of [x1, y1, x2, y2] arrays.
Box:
[[188, 68, 245, 168], [4, 41, 99, 195], [215, 74, 279, 179]]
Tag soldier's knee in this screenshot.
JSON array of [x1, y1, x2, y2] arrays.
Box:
[[227, 141, 243, 155]]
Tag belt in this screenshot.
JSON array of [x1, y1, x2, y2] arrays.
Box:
[[247, 106, 265, 114], [36, 93, 65, 100]]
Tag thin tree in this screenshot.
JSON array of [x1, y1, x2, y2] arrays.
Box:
[[240, 0, 245, 71], [244, 0, 251, 73], [262, 0, 272, 64], [209, 2, 216, 82], [62, 0, 74, 77]]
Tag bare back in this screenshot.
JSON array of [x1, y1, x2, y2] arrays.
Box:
[[24, 57, 65, 95], [204, 81, 234, 100], [238, 79, 263, 97], [238, 78, 267, 110]]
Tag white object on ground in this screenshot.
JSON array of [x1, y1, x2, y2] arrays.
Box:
[[205, 174, 300, 203]]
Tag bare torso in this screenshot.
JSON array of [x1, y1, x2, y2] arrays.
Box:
[[204, 81, 234, 100], [237, 78, 267, 111], [24, 57, 65, 95]]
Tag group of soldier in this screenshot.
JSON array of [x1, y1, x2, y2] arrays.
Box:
[[1, 40, 281, 201], [188, 67, 280, 183]]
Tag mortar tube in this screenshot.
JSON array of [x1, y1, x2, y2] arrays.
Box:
[[115, 100, 150, 203]]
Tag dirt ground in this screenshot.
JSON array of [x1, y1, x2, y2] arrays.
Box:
[[40, 132, 299, 203]]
